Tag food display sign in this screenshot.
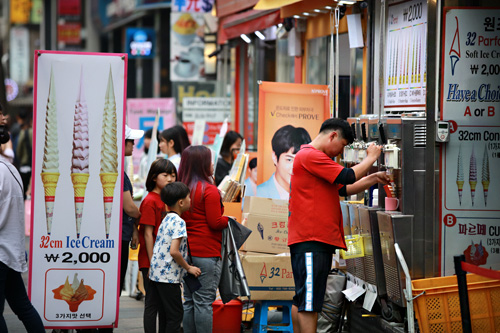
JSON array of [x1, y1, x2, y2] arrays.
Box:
[[440, 8, 500, 276], [30, 51, 127, 329]]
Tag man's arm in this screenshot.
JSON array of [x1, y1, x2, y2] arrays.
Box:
[[350, 143, 382, 181], [345, 171, 390, 196]]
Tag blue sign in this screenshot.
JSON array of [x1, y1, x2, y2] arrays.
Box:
[[125, 28, 155, 59]]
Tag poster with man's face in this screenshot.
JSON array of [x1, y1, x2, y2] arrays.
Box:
[[256, 82, 330, 200]]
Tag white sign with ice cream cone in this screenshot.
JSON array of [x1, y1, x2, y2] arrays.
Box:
[[30, 51, 127, 329], [440, 8, 500, 276]]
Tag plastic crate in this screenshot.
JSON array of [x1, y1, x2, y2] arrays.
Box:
[[340, 235, 365, 259], [412, 273, 500, 333]]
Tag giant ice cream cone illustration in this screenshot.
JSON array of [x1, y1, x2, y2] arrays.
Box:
[[71, 68, 90, 238], [457, 145, 464, 205], [482, 144, 490, 206], [99, 67, 118, 239], [41, 67, 60, 235], [469, 146, 477, 206]]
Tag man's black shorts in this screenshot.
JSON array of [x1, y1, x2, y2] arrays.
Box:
[[290, 251, 332, 312]]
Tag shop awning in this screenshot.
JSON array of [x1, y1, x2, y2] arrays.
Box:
[[254, 0, 302, 10], [218, 9, 282, 44]]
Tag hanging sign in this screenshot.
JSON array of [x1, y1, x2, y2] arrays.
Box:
[[440, 8, 500, 276], [384, 0, 428, 111], [30, 51, 127, 329]]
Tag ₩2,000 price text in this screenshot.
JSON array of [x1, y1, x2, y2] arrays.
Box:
[[44, 252, 111, 264]]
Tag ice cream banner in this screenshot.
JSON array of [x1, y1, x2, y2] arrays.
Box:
[[170, 12, 205, 82], [384, 0, 427, 111], [126, 98, 176, 175], [30, 50, 127, 329], [440, 8, 500, 276]]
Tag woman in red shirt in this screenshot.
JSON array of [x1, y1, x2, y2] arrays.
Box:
[[178, 145, 228, 333], [138, 158, 177, 333]]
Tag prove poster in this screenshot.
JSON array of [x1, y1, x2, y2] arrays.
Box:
[[256, 82, 330, 200], [126, 98, 176, 174], [30, 51, 127, 328], [440, 8, 500, 276], [385, 0, 427, 111]]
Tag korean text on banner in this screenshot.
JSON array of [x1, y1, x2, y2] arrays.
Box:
[[30, 51, 127, 329]]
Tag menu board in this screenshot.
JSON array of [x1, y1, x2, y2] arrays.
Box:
[[440, 8, 500, 276], [384, 0, 428, 111]]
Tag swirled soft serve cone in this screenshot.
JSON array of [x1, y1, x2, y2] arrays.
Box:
[[41, 172, 60, 235], [100, 172, 118, 238], [71, 173, 89, 238]]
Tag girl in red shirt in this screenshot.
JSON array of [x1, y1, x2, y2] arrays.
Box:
[[138, 158, 177, 333], [178, 145, 228, 333]]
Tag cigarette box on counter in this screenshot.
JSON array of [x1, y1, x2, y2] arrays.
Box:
[[240, 252, 295, 300], [241, 197, 289, 254]]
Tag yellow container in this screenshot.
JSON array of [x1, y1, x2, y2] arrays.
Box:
[[340, 235, 364, 259], [412, 273, 500, 333]]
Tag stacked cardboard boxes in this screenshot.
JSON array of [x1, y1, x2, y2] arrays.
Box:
[[240, 197, 294, 300]]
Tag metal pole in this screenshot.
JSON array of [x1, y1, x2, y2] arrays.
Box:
[[454, 255, 472, 333]]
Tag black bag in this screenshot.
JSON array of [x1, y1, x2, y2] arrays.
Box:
[[183, 237, 202, 293], [183, 273, 201, 293]]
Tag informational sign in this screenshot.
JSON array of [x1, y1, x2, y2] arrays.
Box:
[[172, 0, 214, 12], [256, 82, 330, 200], [125, 28, 155, 59], [172, 81, 216, 118], [30, 51, 127, 329], [384, 0, 427, 111], [170, 12, 205, 81], [440, 8, 500, 276], [183, 97, 230, 145], [9, 26, 30, 86], [126, 98, 176, 174]]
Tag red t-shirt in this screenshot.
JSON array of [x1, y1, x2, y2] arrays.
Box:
[[182, 182, 229, 258], [288, 144, 347, 250], [138, 191, 166, 269]]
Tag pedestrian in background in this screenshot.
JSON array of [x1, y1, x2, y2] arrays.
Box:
[[159, 125, 191, 170], [215, 130, 243, 186], [0, 106, 45, 332]]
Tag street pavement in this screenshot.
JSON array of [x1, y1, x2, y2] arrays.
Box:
[[4, 290, 146, 332]]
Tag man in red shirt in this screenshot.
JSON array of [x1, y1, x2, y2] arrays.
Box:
[[288, 118, 390, 333]]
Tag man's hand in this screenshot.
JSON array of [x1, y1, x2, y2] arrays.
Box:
[[366, 143, 383, 160], [374, 171, 391, 185], [187, 266, 201, 277]]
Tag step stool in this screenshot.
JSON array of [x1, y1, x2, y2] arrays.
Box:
[[253, 300, 294, 332]]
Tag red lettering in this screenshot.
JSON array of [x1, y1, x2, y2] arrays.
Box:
[[464, 106, 472, 116], [488, 106, 495, 117]]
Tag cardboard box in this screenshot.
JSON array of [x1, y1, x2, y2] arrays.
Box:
[[241, 252, 295, 300], [241, 197, 289, 254], [243, 196, 288, 217], [242, 214, 289, 254]]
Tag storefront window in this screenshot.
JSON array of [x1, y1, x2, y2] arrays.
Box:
[[276, 38, 294, 83], [307, 36, 329, 85]]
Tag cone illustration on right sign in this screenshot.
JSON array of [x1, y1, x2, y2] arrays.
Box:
[[469, 146, 477, 206], [481, 144, 490, 206], [456, 145, 464, 205], [99, 67, 118, 239], [40, 67, 60, 235], [71, 67, 90, 238]]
